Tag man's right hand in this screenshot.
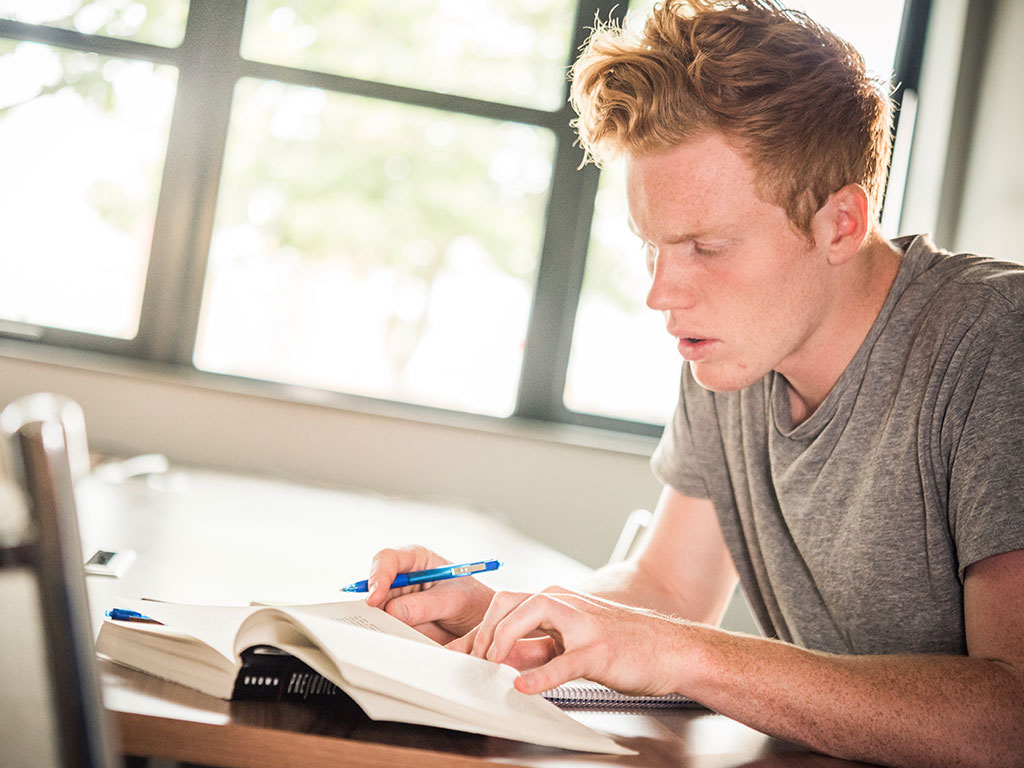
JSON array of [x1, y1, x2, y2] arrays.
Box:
[[364, 545, 495, 644]]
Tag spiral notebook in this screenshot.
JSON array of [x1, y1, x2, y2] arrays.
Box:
[[542, 679, 703, 709]]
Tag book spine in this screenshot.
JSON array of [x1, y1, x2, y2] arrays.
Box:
[[233, 653, 345, 702], [234, 669, 344, 701]]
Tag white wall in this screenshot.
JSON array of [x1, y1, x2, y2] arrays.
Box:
[[898, 0, 970, 240], [954, 0, 1024, 262], [0, 345, 663, 570], [901, 0, 1024, 264]]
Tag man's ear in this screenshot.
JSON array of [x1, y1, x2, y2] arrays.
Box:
[[814, 184, 870, 266]]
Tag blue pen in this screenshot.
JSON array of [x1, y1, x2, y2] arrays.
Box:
[[106, 608, 162, 624], [341, 558, 502, 593]]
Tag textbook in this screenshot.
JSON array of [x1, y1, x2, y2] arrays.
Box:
[[95, 598, 633, 755], [234, 645, 346, 701], [543, 678, 703, 709]]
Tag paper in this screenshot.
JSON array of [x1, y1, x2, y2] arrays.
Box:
[[103, 598, 635, 755]]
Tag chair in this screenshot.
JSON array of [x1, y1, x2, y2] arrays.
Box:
[[0, 393, 119, 768], [608, 508, 653, 564]]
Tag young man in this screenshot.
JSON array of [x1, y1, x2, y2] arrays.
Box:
[[365, 2, 1024, 765]]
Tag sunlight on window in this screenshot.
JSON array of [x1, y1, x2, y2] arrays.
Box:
[[0, 40, 176, 338], [0, 0, 190, 48], [194, 79, 555, 416], [564, 1, 907, 424], [564, 159, 683, 424], [241, 0, 576, 111]]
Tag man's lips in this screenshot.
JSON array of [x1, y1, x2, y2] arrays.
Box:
[[673, 335, 717, 361]]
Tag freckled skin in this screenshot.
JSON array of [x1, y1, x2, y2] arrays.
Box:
[[628, 133, 895, 421]]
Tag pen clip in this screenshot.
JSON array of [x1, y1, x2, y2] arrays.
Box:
[[451, 563, 488, 576]]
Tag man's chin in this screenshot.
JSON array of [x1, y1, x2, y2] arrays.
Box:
[[689, 361, 761, 393]]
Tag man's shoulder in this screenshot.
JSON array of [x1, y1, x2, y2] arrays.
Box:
[[880, 238, 1024, 396], [900, 235, 1024, 311]]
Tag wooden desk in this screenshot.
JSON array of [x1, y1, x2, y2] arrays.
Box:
[[78, 467, 866, 768]]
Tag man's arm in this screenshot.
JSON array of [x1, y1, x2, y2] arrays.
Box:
[[575, 484, 738, 624], [470, 548, 1024, 768], [686, 547, 1024, 767], [366, 485, 736, 642]]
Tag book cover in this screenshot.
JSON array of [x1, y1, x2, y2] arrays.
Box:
[[234, 646, 345, 701]]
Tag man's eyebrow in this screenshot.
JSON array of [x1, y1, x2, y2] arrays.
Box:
[[629, 222, 737, 244]]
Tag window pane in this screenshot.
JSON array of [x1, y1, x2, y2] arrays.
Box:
[[563, 160, 682, 424], [194, 79, 554, 416], [0, 41, 176, 338], [792, 0, 906, 82], [0, 0, 190, 48], [241, 0, 576, 111], [564, 1, 908, 424]]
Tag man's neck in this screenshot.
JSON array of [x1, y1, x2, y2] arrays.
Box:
[[786, 231, 903, 426]]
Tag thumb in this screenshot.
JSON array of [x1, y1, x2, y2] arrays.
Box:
[[513, 649, 589, 696], [504, 636, 557, 671], [383, 587, 465, 627]]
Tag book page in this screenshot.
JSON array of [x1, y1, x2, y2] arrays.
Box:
[[273, 640, 477, 731], [282, 600, 440, 647], [110, 598, 258, 663], [274, 610, 634, 755]]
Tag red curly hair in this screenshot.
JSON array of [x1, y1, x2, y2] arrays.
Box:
[[569, 0, 894, 232]]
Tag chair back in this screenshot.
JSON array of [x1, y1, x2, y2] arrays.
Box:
[[0, 393, 119, 768], [608, 508, 653, 564]]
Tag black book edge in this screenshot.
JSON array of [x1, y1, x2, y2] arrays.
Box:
[[233, 645, 347, 702]]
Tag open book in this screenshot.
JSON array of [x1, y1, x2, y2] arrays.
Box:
[[95, 598, 633, 755]]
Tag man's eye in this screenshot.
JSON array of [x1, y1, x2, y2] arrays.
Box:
[[694, 243, 724, 257]]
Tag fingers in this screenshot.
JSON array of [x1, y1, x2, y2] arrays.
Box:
[[446, 626, 477, 654], [365, 546, 447, 607], [514, 650, 590, 695], [469, 590, 534, 660], [503, 635, 558, 671], [458, 585, 682, 700], [383, 584, 468, 627], [471, 587, 583, 663], [451, 626, 556, 671], [363, 546, 495, 638]]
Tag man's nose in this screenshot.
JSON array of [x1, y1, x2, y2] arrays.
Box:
[[645, 251, 697, 312]]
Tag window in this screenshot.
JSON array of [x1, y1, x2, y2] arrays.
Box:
[[0, 1, 926, 435], [0, 8, 180, 339], [195, 79, 555, 415], [240, 1, 575, 111]]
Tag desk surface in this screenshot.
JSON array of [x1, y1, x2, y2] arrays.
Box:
[[79, 466, 867, 768]]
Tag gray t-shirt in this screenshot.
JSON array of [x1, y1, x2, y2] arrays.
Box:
[[651, 234, 1024, 655]]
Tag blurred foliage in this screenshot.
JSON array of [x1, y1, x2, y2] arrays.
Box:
[[219, 79, 552, 277], [242, 0, 575, 111], [0, 0, 631, 392], [214, 78, 555, 375], [0, 37, 173, 234], [0, 0, 189, 48]]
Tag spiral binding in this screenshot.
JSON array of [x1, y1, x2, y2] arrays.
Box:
[[542, 679, 702, 709]]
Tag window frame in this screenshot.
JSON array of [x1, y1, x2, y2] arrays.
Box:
[[0, 0, 930, 440]]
